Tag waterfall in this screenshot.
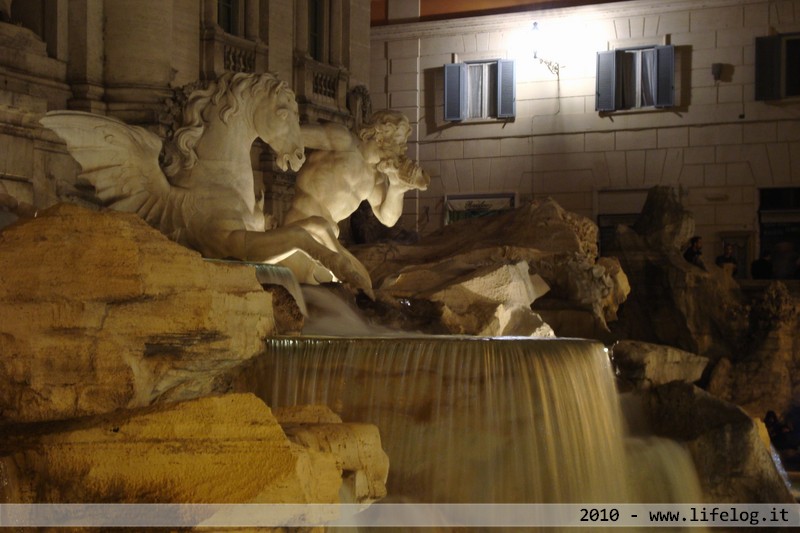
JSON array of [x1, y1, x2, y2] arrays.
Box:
[[233, 337, 635, 504], [301, 286, 403, 337]]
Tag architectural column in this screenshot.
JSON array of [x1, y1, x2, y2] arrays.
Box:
[[202, 0, 218, 26], [103, 0, 174, 124], [245, 0, 259, 42], [67, 0, 106, 113], [45, 0, 68, 61], [295, 0, 309, 57], [330, 0, 343, 67], [267, 0, 293, 84]]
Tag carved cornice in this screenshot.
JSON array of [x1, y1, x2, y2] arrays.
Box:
[[371, 0, 765, 40]]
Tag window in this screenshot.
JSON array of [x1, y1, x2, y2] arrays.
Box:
[[756, 33, 800, 100], [758, 187, 800, 279], [308, 0, 326, 62], [595, 45, 674, 112], [444, 60, 515, 121], [218, 0, 238, 35], [445, 193, 516, 224]]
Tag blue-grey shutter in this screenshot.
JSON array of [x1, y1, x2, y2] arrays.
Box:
[[497, 59, 515, 118], [595, 50, 617, 112], [755, 35, 782, 101], [654, 45, 675, 108], [444, 63, 467, 121]]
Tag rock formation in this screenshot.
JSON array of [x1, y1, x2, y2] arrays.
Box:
[[0, 181, 36, 231], [276, 405, 389, 503], [1, 394, 344, 504], [0, 203, 275, 422], [352, 198, 629, 338], [612, 340, 709, 390], [640, 382, 793, 503], [0, 204, 389, 510], [708, 281, 800, 418], [610, 187, 749, 358]]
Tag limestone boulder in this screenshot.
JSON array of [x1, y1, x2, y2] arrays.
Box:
[[0, 203, 276, 422], [708, 282, 800, 418], [632, 186, 695, 252], [0, 394, 344, 505], [612, 340, 709, 389], [388, 260, 553, 336], [641, 382, 794, 503], [353, 199, 628, 338], [274, 404, 390, 503], [0, 182, 36, 230], [611, 222, 748, 358]]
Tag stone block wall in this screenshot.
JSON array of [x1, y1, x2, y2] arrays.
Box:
[[371, 0, 800, 261]]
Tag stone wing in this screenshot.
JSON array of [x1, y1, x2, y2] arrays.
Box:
[[40, 111, 171, 227]]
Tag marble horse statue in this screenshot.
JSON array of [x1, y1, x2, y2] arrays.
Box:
[[40, 71, 372, 295]]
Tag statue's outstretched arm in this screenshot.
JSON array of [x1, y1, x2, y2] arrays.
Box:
[[301, 123, 358, 152], [368, 158, 430, 227]]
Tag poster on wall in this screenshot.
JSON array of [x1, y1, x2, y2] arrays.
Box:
[[445, 193, 516, 225]]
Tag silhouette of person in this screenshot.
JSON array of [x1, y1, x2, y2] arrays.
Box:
[[751, 250, 773, 280], [683, 236, 703, 267], [715, 242, 737, 276], [772, 241, 800, 279]]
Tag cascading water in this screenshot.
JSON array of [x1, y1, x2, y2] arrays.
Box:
[[225, 284, 706, 531], [234, 337, 642, 504]]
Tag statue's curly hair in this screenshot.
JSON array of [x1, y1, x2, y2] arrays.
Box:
[[163, 71, 295, 177], [357, 109, 410, 152]]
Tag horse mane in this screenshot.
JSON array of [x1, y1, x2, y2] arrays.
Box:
[[163, 71, 293, 177]]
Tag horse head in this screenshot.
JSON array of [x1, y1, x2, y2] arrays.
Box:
[[253, 83, 305, 172], [164, 72, 306, 178]]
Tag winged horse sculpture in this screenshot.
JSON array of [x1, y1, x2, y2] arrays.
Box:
[[40, 71, 372, 296]]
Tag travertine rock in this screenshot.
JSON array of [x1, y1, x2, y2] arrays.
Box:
[[612, 340, 709, 389], [274, 405, 345, 425], [642, 382, 794, 503], [633, 186, 695, 252], [282, 422, 389, 503], [0, 182, 36, 230], [708, 282, 800, 418], [0, 394, 342, 505], [353, 199, 628, 338], [274, 405, 390, 504], [611, 223, 748, 358], [0, 203, 276, 422], [424, 261, 553, 337]]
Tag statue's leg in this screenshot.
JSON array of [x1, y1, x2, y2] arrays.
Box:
[[287, 215, 351, 251], [208, 227, 374, 298], [284, 216, 375, 297]]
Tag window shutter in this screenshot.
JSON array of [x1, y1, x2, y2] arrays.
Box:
[[755, 35, 782, 101], [444, 63, 467, 121], [497, 59, 516, 118], [654, 45, 675, 108], [595, 50, 617, 112]]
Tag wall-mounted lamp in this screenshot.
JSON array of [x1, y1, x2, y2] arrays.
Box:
[[711, 63, 723, 81], [531, 21, 562, 77]]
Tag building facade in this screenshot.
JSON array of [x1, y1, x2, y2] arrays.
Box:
[[371, 0, 800, 276], [0, 0, 371, 225]]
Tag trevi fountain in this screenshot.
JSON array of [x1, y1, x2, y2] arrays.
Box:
[[0, 69, 796, 531]]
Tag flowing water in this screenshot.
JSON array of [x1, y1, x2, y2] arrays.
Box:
[[234, 337, 639, 504]]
